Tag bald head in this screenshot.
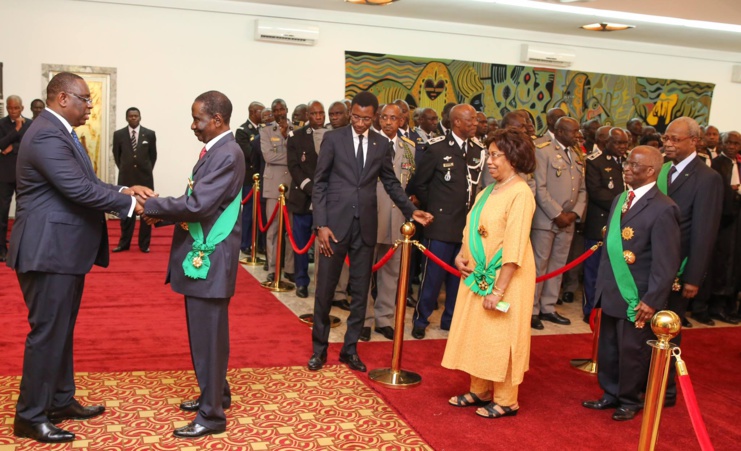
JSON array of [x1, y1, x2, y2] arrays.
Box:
[[624, 145, 663, 188], [546, 108, 567, 132], [450, 104, 477, 139], [594, 125, 611, 151]]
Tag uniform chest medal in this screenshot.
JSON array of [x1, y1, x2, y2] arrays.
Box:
[[621, 227, 634, 240], [301, 151, 306, 162], [445, 169, 451, 181], [557, 169, 562, 177], [608, 178, 614, 189]]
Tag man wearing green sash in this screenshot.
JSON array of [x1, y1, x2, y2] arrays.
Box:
[[140, 91, 244, 438], [582, 146, 680, 421]]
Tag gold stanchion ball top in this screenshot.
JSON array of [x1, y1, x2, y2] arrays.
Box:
[[252, 173, 260, 182], [278, 184, 286, 194], [400, 222, 416, 237], [651, 310, 681, 339]]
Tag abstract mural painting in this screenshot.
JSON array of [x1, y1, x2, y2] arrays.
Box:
[[345, 51, 714, 134]]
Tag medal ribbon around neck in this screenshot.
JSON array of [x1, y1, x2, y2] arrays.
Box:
[[463, 183, 503, 296], [182, 176, 241, 280]]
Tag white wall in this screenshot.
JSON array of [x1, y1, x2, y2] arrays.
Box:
[[2, 0, 741, 198]]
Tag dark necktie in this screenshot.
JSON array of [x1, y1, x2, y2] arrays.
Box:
[[199, 147, 207, 160], [667, 166, 677, 187], [131, 129, 137, 152], [70, 130, 95, 176], [461, 141, 467, 157], [356, 135, 364, 173]]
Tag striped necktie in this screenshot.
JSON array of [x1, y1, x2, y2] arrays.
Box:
[[131, 129, 137, 152]]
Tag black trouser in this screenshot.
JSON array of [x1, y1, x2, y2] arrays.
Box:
[[118, 216, 151, 250], [0, 181, 16, 250], [312, 218, 374, 356], [184, 295, 231, 430], [16, 271, 85, 423]]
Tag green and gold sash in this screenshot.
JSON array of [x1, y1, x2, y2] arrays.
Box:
[[182, 180, 241, 280], [463, 184, 503, 296], [606, 191, 640, 322], [656, 161, 688, 287]]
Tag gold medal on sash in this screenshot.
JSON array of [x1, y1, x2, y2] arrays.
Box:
[[478, 225, 488, 238], [192, 251, 205, 268], [672, 277, 682, 292], [621, 227, 634, 240], [179, 222, 189, 231], [478, 280, 489, 291], [623, 250, 636, 265]]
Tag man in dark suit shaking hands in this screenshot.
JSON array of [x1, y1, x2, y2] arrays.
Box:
[[140, 91, 244, 439], [309, 91, 433, 372], [112, 107, 157, 253], [8, 72, 150, 443]]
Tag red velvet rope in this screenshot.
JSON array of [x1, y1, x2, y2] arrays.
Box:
[[535, 245, 598, 283], [421, 247, 462, 277], [255, 190, 279, 233], [342, 246, 398, 273], [678, 372, 714, 450], [241, 188, 254, 205], [281, 206, 316, 255]]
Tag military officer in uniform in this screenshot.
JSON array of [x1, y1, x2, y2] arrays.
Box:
[[533, 108, 566, 149], [287, 101, 325, 298], [583, 127, 628, 322], [412, 104, 485, 339], [531, 116, 587, 329], [235, 101, 264, 253], [261, 99, 294, 282], [361, 104, 416, 341]]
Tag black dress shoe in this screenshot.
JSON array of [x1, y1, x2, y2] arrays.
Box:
[[47, 400, 105, 423], [266, 273, 275, 283], [540, 312, 571, 325], [262, 262, 269, 271], [284, 272, 295, 282], [339, 353, 367, 372], [663, 397, 676, 408], [583, 315, 590, 324], [561, 292, 575, 303], [374, 326, 394, 340], [173, 421, 225, 439], [680, 317, 693, 328], [359, 327, 371, 342], [531, 315, 544, 330], [582, 398, 618, 410], [411, 325, 426, 339], [406, 296, 418, 308], [710, 311, 739, 325], [307, 353, 327, 371], [112, 246, 129, 252], [14, 417, 74, 443], [692, 313, 714, 326], [331, 299, 351, 311], [140, 248, 150, 253], [179, 399, 231, 412], [296, 286, 309, 298], [612, 407, 640, 421]]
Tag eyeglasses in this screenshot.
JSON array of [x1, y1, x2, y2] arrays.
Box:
[[622, 161, 650, 170], [67, 92, 93, 105], [660, 134, 694, 144], [489, 152, 505, 159], [351, 114, 373, 123]]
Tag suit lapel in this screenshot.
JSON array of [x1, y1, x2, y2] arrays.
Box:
[[621, 187, 656, 224], [668, 157, 698, 195]]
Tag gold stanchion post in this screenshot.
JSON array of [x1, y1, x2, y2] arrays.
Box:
[[638, 310, 681, 451], [261, 184, 294, 292], [570, 308, 601, 374], [369, 222, 422, 389], [241, 174, 265, 266]]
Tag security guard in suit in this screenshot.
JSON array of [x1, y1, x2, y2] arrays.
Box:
[[531, 117, 587, 329], [412, 104, 485, 338], [583, 127, 628, 321], [235, 102, 264, 253], [261, 99, 295, 281]]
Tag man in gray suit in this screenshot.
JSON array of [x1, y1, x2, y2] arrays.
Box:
[[9, 72, 147, 444], [141, 91, 244, 438], [362, 104, 416, 341], [531, 116, 587, 329], [261, 98, 294, 282]]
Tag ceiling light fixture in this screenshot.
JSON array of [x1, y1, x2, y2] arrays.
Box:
[[345, 0, 399, 5], [581, 22, 635, 32], [478, 0, 741, 33]]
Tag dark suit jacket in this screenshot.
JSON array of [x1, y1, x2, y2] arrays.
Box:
[[7, 110, 132, 274], [711, 154, 741, 223], [313, 126, 416, 246], [113, 126, 157, 188], [596, 185, 681, 319], [286, 125, 318, 215], [144, 133, 245, 299], [667, 156, 723, 286], [584, 150, 624, 240], [235, 120, 260, 180], [0, 115, 32, 183]]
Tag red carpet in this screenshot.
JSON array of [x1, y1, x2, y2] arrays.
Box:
[[1, 220, 740, 449]]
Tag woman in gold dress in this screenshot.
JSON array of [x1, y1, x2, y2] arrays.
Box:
[[441, 127, 537, 419]]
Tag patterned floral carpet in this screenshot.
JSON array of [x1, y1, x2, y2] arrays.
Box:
[[0, 366, 429, 451]]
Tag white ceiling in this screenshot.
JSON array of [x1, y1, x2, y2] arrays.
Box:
[[229, 0, 741, 53]]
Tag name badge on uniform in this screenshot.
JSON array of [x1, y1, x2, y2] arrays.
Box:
[[443, 162, 454, 168]]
